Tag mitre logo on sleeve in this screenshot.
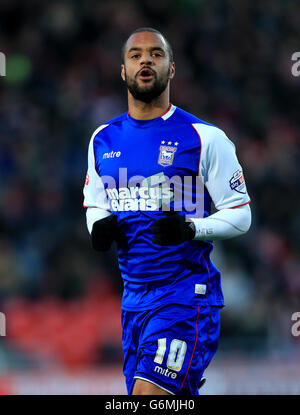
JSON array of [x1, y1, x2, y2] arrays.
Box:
[[158, 140, 178, 167]]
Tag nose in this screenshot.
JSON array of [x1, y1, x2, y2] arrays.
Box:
[[140, 53, 153, 66]]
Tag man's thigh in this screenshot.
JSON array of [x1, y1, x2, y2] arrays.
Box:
[[122, 304, 220, 395], [132, 378, 171, 395]]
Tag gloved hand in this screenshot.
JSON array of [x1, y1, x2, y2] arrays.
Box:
[[91, 214, 121, 251], [151, 210, 195, 246]]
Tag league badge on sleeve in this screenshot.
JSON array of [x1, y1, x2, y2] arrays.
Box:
[[229, 170, 246, 194], [158, 140, 178, 167]]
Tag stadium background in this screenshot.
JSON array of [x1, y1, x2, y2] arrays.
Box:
[[0, 0, 299, 394]]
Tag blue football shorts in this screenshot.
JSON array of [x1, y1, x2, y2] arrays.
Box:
[[121, 303, 221, 395]]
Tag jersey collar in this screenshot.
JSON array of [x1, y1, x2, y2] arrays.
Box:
[[127, 104, 177, 128]]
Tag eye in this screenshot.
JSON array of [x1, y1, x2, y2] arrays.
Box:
[[131, 54, 140, 59]]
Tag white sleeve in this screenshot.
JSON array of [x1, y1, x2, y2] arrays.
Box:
[[192, 123, 251, 210], [190, 204, 251, 240], [83, 124, 111, 234]]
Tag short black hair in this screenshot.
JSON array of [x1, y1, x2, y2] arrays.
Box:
[[121, 27, 174, 64]]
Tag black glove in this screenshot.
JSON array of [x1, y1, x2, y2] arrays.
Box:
[[91, 214, 120, 251], [151, 210, 196, 246]]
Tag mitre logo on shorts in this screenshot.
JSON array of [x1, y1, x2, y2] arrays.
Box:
[[158, 140, 178, 167], [154, 365, 177, 379], [229, 170, 246, 194]]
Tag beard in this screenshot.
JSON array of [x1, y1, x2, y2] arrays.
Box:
[[124, 67, 170, 103]]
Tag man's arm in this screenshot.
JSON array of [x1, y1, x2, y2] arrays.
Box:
[[190, 203, 251, 240], [151, 123, 251, 246], [83, 125, 120, 251], [192, 122, 252, 240], [151, 204, 251, 246]]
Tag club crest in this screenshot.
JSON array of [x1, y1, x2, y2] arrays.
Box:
[[158, 144, 177, 167]]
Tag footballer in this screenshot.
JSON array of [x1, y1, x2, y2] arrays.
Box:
[[83, 28, 251, 395]]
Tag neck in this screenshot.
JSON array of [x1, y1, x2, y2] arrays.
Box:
[[127, 89, 170, 120]]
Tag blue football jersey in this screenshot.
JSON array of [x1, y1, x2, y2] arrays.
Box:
[[83, 104, 250, 310]]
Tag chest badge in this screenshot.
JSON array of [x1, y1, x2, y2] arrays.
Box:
[[158, 140, 178, 167]]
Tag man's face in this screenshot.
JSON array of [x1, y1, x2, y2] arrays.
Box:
[[121, 32, 175, 103]]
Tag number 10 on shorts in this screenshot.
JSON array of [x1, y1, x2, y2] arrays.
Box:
[[154, 338, 187, 372]]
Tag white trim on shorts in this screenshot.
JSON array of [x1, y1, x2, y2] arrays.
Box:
[[133, 376, 175, 395]]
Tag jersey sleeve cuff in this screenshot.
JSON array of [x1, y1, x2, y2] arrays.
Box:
[[228, 199, 251, 209]]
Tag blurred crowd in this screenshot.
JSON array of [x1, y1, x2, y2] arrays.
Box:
[[0, 0, 299, 366]]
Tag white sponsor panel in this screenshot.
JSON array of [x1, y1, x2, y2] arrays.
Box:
[[101, 170, 204, 216]]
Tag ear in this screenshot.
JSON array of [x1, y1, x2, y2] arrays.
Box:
[[121, 64, 126, 82], [169, 62, 175, 80]]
